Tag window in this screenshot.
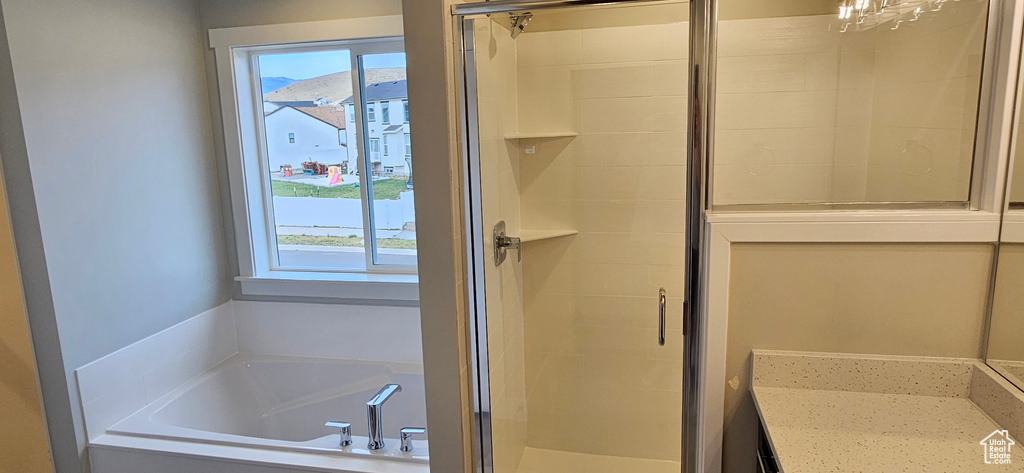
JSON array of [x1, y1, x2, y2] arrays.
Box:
[[383, 134, 389, 156], [403, 100, 409, 123], [381, 102, 390, 124], [404, 133, 411, 157], [216, 33, 416, 288], [369, 138, 381, 161]]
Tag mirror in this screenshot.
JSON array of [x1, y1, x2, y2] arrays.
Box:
[[985, 46, 1024, 390]]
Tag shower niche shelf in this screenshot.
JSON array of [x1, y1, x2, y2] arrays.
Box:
[[520, 229, 578, 242], [504, 132, 577, 140]]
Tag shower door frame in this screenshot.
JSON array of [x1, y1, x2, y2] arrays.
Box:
[[452, 1, 714, 472]]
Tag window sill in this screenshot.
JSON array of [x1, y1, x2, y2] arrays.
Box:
[[235, 272, 419, 302]]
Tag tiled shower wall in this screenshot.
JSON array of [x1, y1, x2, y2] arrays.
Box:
[[515, 21, 688, 461], [474, 19, 529, 473], [865, 0, 986, 202], [714, 1, 987, 205]]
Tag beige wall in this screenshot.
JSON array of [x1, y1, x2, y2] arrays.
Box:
[[987, 243, 1024, 361], [713, 0, 986, 206], [0, 165, 51, 472], [515, 17, 688, 461], [723, 242, 994, 473]]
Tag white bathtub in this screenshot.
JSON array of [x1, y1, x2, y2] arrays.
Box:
[[106, 353, 429, 465]]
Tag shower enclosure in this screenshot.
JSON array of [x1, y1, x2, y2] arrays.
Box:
[[456, 1, 699, 472], [454, 0, 996, 471]]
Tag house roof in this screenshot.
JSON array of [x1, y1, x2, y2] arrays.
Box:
[[383, 124, 404, 133], [292, 106, 347, 130], [341, 80, 408, 104]]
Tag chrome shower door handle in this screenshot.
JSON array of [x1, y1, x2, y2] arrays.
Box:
[[658, 288, 666, 346]]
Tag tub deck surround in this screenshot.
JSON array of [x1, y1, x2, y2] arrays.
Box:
[[751, 350, 1024, 473], [107, 353, 428, 463], [75, 300, 428, 472]]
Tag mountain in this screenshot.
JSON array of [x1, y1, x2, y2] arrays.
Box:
[[263, 68, 406, 104], [261, 77, 298, 94]]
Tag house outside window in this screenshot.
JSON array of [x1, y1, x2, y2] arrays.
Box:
[[381, 101, 390, 124], [213, 23, 417, 301]]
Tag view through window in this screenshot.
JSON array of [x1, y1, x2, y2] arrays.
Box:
[[257, 47, 415, 271]]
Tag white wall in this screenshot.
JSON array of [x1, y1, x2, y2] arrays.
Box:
[[0, 1, 231, 471], [264, 107, 347, 169]]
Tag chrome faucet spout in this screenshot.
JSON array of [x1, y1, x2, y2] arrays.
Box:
[[367, 384, 402, 450]]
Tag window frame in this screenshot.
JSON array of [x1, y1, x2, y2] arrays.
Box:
[[382, 101, 390, 124], [403, 100, 410, 123], [210, 17, 417, 301]]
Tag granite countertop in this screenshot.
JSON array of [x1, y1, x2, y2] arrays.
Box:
[[751, 350, 1024, 473]]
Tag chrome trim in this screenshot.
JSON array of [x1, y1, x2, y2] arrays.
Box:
[[366, 384, 402, 450], [456, 15, 496, 473], [453, 0, 668, 16], [685, 1, 714, 473]]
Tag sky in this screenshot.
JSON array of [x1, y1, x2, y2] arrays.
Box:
[[258, 51, 406, 80]]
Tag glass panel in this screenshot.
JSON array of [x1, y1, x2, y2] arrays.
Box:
[[257, 49, 369, 270], [986, 45, 1024, 392], [357, 52, 416, 266], [713, 0, 989, 206], [468, 3, 688, 471]]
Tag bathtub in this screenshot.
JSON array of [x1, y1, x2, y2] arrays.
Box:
[[106, 353, 429, 465]]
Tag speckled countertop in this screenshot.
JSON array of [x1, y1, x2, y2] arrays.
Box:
[[752, 351, 1024, 473]]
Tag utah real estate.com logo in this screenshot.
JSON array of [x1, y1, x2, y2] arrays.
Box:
[[981, 430, 1015, 465]]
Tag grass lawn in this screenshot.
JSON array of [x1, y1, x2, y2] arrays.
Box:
[[277, 234, 417, 249], [271, 178, 410, 200]]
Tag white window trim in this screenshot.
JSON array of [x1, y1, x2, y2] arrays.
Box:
[[210, 16, 417, 300]]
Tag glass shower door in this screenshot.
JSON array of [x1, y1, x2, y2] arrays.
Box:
[[459, 2, 691, 472]]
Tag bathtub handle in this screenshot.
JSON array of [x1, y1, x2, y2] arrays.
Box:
[[325, 421, 352, 447], [400, 427, 426, 452]]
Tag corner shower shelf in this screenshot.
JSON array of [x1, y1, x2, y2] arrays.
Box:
[[520, 229, 578, 243], [504, 132, 578, 140]]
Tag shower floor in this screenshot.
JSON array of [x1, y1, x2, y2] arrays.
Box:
[[516, 447, 680, 473]]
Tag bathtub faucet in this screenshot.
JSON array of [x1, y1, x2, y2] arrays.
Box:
[[366, 384, 402, 450]]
